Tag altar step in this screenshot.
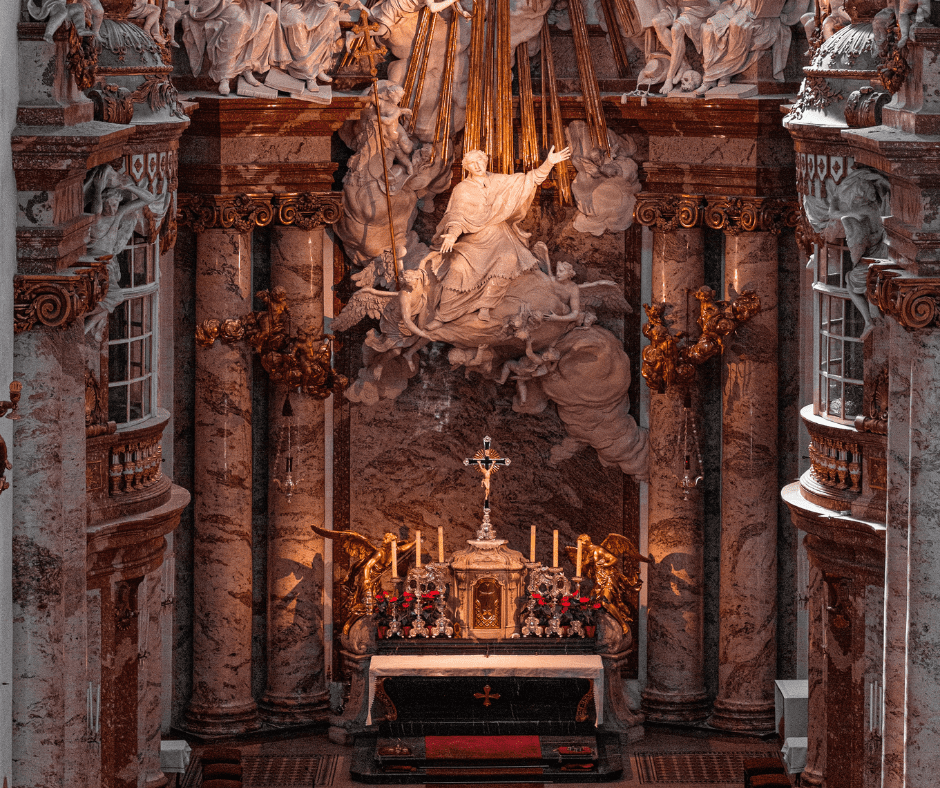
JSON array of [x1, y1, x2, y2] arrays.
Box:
[[351, 733, 623, 783]]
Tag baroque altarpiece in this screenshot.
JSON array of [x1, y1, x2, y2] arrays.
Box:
[[4, 0, 940, 784]]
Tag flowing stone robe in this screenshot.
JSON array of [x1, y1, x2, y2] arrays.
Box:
[[183, 0, 278, 83], [432, 167, 550, 324], [700, 0, 802, 84], [275, 0, 342, 82]]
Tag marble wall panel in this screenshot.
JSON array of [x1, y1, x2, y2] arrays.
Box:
[[11, 325, 89, 788]]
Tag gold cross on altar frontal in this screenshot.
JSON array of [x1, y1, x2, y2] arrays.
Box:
[[473, 684, 500, 707]]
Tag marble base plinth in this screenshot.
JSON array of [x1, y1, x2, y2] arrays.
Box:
[[708, 698, 776, 733], [182, 700, 260, 738], [258, 690, 330, 727], [641, 689, 711, 723]]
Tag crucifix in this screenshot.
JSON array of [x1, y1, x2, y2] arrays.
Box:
[[463, 436, 511, 540]]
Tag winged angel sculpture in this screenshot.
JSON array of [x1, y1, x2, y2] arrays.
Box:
[[311, 525, 416, 634], [333, 145, 649, 479], [565, 533, 653, 637]]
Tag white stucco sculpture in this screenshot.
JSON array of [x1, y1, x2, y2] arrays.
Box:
[[695, 0, 806, 93], [28, 0, 103, 41], [651, 0, 720, 93], [566, 121, 640, 236], [182, 0, 279, 94], [276, 0, 365, 90], [333, 148, 649, 479]]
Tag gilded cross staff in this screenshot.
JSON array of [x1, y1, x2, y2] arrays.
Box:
[[348, 11, 402, 290], [464, 436, 510, 540]]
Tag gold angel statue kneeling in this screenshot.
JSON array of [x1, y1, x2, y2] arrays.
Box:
[[311, 525, 416, 634], [566, 533, 653, 636]]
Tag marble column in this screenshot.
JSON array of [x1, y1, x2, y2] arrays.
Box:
[[801, 560, 826, 787], [710, 228, 778, 733], [11, 324, 90, 788], [881, 324, 940, 788], [184, 228, 259, 736], [139, 569, 167, 788], [259, 225, 330, 725], [640, 205, 710, 723]]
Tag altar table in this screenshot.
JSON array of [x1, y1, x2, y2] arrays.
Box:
[[366, 653, 605, 726]]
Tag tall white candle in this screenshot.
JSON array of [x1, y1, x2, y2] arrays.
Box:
[[416, 531, 422, 568], [438, 526, 444, 563], [552, 530, 558, 568], [530, 525, 536, 563], [392, 539, 398, 578]]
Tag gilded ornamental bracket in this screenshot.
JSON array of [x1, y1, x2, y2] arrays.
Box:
[[14, 262, 110, 334], [634, 193, 705, 231], [867, 262, 940, 331], [703, 196, 800, 236], [178, 192, 343, 234], [641, 286, 761, 394], [195, 285, 348, 398]]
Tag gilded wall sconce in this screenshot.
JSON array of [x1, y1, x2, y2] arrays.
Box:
[[0, 381, 23, 496], [195, 286, 348, 399]]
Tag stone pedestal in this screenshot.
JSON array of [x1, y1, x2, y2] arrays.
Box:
[[259, 225, 330, 726], [184, 228, 259, 737], [710, 229, 779, 734], [637, 201, 709, 723]]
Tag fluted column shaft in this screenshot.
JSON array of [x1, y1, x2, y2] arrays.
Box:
[[641, 213, 709, 723], [710, 229, 778, 733], [185, 228, 258, 736], [259, 225, 330, 725], [11, 325, 90, 788]]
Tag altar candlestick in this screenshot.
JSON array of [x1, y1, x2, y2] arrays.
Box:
[[530, 525, 536, 563], [392, 539, 398, 578], [416, 531, 422, 568], [576, 540, 582, 577], [552, 530, 558, 568], [438, 526, 444, 563]]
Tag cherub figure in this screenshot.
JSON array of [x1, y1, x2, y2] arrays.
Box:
[[375, 83, 416, 176], [311, 526, 417, 634], [497, 344, 561, 405], [897, 0, 930, 47], [128, 0, 166, 43], [544, 261, 630, 325], [565, 533, 653, 636], [28, 0, 104, 42]]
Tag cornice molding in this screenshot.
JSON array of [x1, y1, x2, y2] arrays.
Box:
[[178, 192, 343, 233], [14, 262, 109, 333]]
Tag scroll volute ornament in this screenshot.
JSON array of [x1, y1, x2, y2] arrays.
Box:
[[641, 286, 761, 394], [867, 262, 940, 331], [14, 263, 110, 334]]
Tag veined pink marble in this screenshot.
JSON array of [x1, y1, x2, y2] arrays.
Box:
[[881, 325, 940, 787], [711, 232, 778, 731], [185, 229, 259, 736], [641, 226, 709, 723], [11, 325, 91, 788], [139, 568, 165, 788], [802, 562, 825, 787], [710, 231, 778, 734], [259, 226, 329, 725]]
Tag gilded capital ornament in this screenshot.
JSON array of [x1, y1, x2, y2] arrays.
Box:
[[14, 263, 110, 334], [867, 263, 940, 331], [275, 192, 343, 230], [634, 193, 704, 231], [179, 192, 343, 233], [703, 196, 800, 236]]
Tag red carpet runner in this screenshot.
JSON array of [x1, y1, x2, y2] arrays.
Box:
[[424, 735, 542, 761]]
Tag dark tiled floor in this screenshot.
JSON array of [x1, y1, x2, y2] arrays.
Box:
[[181, 722, 788, 787]]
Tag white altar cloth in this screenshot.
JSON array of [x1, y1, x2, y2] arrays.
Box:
[[367, 653, 605, 726]]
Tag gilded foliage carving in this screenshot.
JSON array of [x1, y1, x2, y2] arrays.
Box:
[[703, 196, 800, 236], [178, 192, 343, 233], [867, 263, 940, 331], [634, 193, 703, 231]]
